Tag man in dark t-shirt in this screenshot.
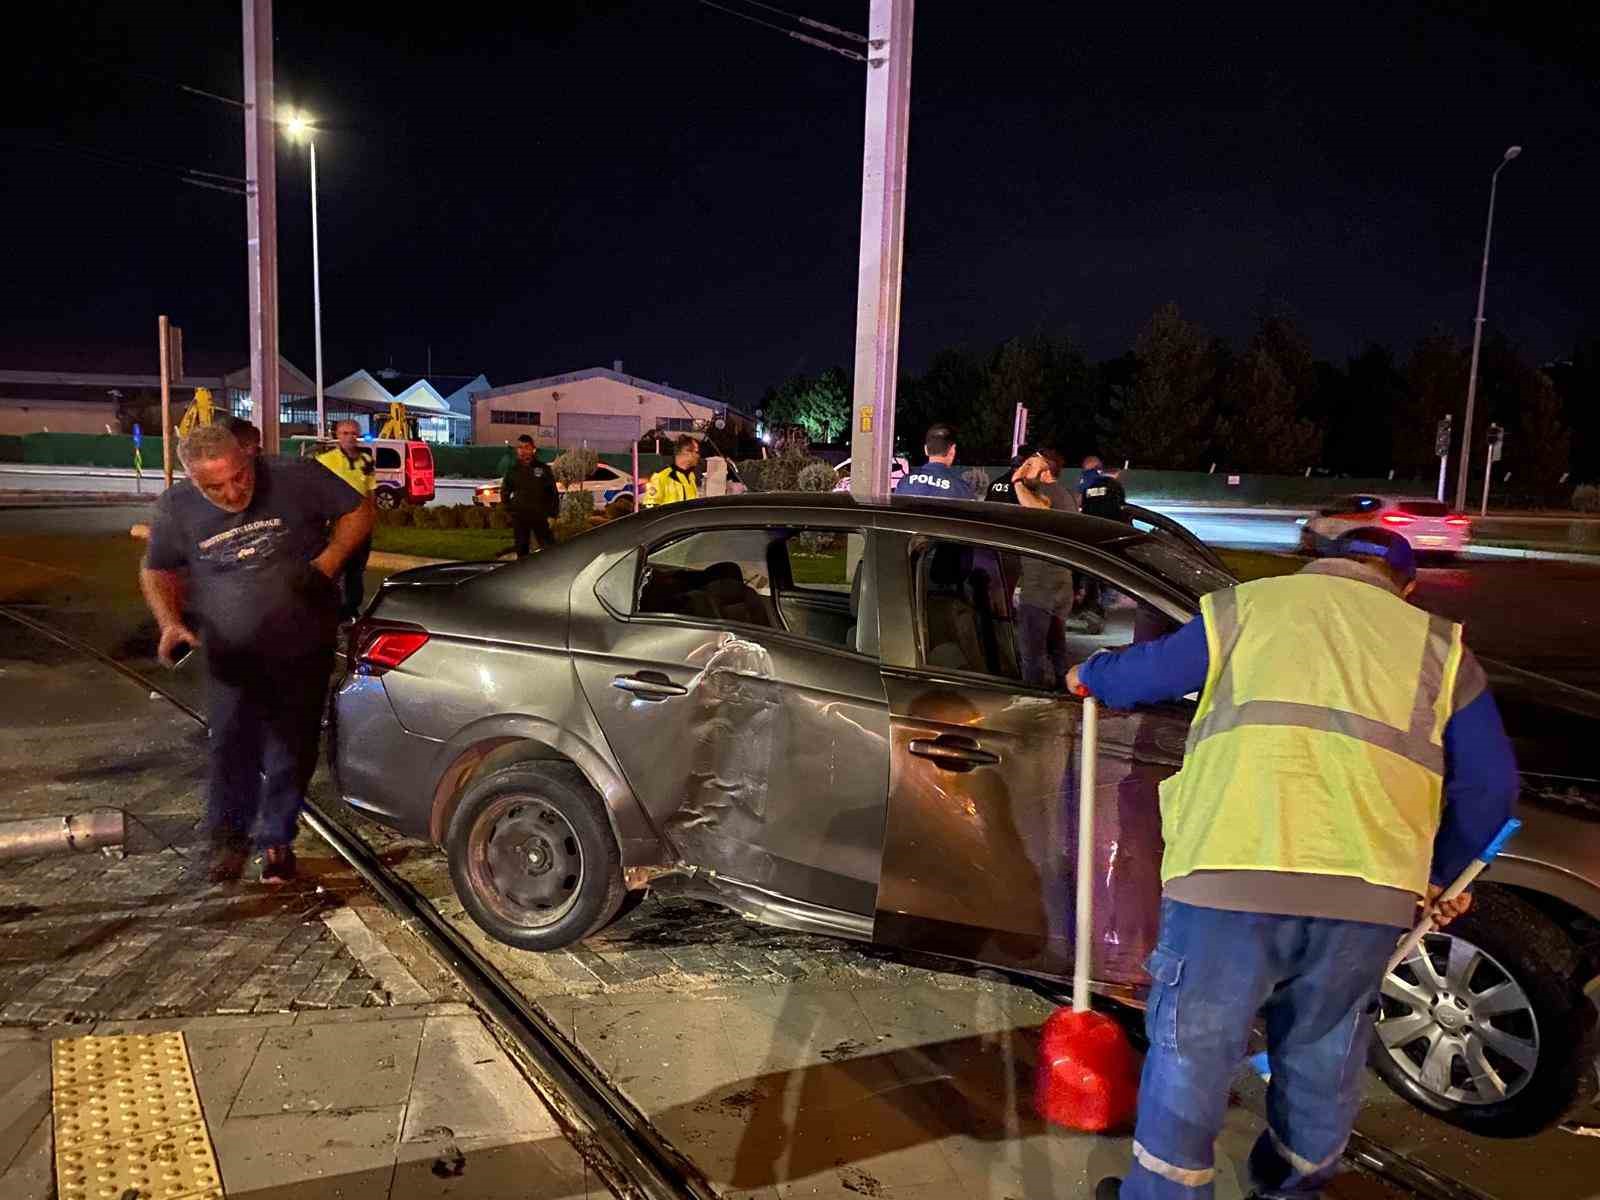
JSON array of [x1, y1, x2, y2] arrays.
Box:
[[141, 423, 374, 884]]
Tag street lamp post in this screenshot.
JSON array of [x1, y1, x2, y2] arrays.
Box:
[[287, 113, 325, 437], [1454, 145, 1521, 512]]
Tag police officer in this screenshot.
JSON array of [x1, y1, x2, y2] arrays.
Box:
[[895, 424, 974, 499], [315, 420, 377, 619], [501, 434, 559, 555], [1069, 528, 1519, 1200], [642, 435, 701, 508], [1077, 465, 1128, 631]]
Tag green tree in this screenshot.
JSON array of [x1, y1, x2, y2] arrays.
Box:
[[896, 348, 993, 459], [1322, 346, 1406, 477], [1219, 346, 1323, 472], [1110, 304, 1220, 469], [761, 368, 851, 443], [1398, 333, 1467, 477]]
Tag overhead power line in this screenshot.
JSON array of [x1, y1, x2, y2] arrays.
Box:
[[4, 138, 246, 195], [698, 0, 866, 62], [736, 0, 867, 43]]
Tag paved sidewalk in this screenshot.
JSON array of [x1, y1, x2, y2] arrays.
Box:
[[0, 1003, 600, 1199]]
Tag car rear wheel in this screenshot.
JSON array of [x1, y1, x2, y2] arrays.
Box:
[[375, 487, 402, 511], [446, 762, 625, 952], [1369, 887, 1598, 1137]]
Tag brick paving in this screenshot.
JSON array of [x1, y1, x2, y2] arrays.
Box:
[[0, 659, 439, 1027]]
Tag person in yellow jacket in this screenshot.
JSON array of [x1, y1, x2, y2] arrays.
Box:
[[1069, 527, 1518, 1200], [642, 435, 701, 508], [315, 420, 377, 620]]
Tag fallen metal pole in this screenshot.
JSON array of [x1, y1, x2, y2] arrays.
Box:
[[0, 811, 126, 861]]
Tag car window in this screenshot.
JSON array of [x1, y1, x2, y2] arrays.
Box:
[[587, 465, 619, 482], [637, 526, 874, 654], [1122, 540, 1234, 598], [375, 447, 402, 470], [916, 539, 1177, 693]]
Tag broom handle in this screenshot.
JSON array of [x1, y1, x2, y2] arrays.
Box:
[[1384, 817, 1521, 975], [1074, 696, 1098, 1013]]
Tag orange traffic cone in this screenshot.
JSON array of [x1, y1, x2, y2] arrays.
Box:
[[1035, 696, 1140, 1132]]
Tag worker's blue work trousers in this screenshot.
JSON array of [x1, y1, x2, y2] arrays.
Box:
[[1123, 899, 1399, 1200]]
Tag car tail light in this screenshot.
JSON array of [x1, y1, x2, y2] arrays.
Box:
[[1444, 515, 1471, 527], [356, 627, 429, 675], [1380, 513, 1414, 526]]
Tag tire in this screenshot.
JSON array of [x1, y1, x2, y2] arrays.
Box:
[[375, 487, 402, 511], [445, 761, 626, 952], [1297, 528, 1319, 556], [1369, 886, 1599, 1137]]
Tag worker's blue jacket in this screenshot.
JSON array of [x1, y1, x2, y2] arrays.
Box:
[[1078, 602, 1519, 888]]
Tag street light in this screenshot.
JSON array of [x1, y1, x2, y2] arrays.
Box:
[[1454, 144, 1521, 512], [284, 110, 325, 437]]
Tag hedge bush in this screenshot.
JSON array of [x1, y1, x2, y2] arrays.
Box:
[[1573, 484, 1600, 514]]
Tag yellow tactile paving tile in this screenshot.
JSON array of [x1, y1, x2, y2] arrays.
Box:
[[52, 1032, 226, 1200]]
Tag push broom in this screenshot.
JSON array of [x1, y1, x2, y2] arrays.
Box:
[[1036, 696, 1142, 1131]]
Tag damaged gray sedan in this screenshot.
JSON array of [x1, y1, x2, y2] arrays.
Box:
[[331, 492, 1600, 1136]]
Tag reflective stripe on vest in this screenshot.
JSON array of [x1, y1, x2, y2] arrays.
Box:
[[1158, 573, 1463, 895]]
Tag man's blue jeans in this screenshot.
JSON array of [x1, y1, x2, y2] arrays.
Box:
[[1124, 899, 1399, 1200]]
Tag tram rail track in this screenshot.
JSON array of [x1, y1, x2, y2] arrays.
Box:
[[0, 601, 1500, 1200]]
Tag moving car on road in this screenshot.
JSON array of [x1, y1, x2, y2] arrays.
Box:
[[474, 460, 636, 508], [1300, 493, 1471, 556], [331, 493, 1597, 1137]]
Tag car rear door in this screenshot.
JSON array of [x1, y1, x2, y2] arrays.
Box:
[[571, 517, 890, 918], [870, 525, 1189, 991]]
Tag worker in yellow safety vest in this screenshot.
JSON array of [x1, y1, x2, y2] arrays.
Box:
[[315, 420, 377, 620], [642, 435, 701, 508], [1069, 527, 1518, 1200]]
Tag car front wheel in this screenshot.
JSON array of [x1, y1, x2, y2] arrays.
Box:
[[446, 762, 625, 952], [1369, 887, 1598, 1137], [375, 487, 402, 511]]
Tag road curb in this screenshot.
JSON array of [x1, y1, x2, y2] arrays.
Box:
[[368, 550, 451, 570], [1463, 544, 1600, 565]]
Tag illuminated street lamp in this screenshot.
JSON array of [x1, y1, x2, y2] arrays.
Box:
[[1455, 145, 1521, 512], [284, 111, 325, 436]]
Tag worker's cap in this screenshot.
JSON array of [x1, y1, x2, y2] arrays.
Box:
[[1332, 526, 1416, 584]]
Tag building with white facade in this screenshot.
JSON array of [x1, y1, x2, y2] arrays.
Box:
[[473, 363, 751, 452]]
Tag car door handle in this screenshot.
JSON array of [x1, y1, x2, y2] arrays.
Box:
[[908, 735, 1000, 770], [611, 672, 688, 700]]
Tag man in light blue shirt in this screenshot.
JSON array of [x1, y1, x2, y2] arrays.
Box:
[[895, 424, 974, 499]]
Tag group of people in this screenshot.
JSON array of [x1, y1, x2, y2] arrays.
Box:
[[497, 432, 702, 560], [136, 413, 1519, 1200]]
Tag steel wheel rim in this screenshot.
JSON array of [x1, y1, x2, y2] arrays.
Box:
[[1376, 931, 1540, 1106], [466, 795, 584, 929]]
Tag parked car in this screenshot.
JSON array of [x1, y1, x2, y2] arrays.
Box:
[[293, 436, 435, 510], [473, 461, 636, 508], [833, 456, 911, 492], [331, 493, 1598, 1136], [1300, 493, 1471, 556]]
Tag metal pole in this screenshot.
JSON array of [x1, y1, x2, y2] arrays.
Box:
[[158, 314, 173, 489], [848, 0, 914, 502], [310, 137, 325, 438], [1455, 151, 1518, 510], [1481, 440, 1494, 516], [0, 812, 125, 861], [1436, 454, 1447, 503], [243, 0, 281, 455]]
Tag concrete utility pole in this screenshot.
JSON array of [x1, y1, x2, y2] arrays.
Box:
[[243, 0, 281, 454], [158, 314, 174, 488], [849, 0, 914, 501], [1454, 145, 1520, 512]]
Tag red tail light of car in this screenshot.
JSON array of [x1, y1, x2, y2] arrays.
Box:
[[355, 627, 429, 675], [1444, 515, 1471, 527], [1380, 513, 1415, 526]]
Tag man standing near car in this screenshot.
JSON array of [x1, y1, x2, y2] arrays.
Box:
[[140, 423, 375, 884], [315, 420, 377, 619], [1077, 465, 1129, 630], [991, 448, 1077, 688], [1069, 527, 1518, 1200], [501, 434, 558, 556], [642, 435, 701, 508], [895, 424, 974, 499]]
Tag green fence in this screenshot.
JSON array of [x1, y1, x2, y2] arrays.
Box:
[[0, 435, 23, 463]]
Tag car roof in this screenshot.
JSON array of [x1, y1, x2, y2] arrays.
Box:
[[655, 491, 1140, 548]]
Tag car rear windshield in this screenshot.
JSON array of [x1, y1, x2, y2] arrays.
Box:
[[1398, 501, 1450, 516], [1121, 538, 1235, 599]]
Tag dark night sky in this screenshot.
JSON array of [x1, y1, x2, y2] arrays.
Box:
[[3, 2, 1596, 402]]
